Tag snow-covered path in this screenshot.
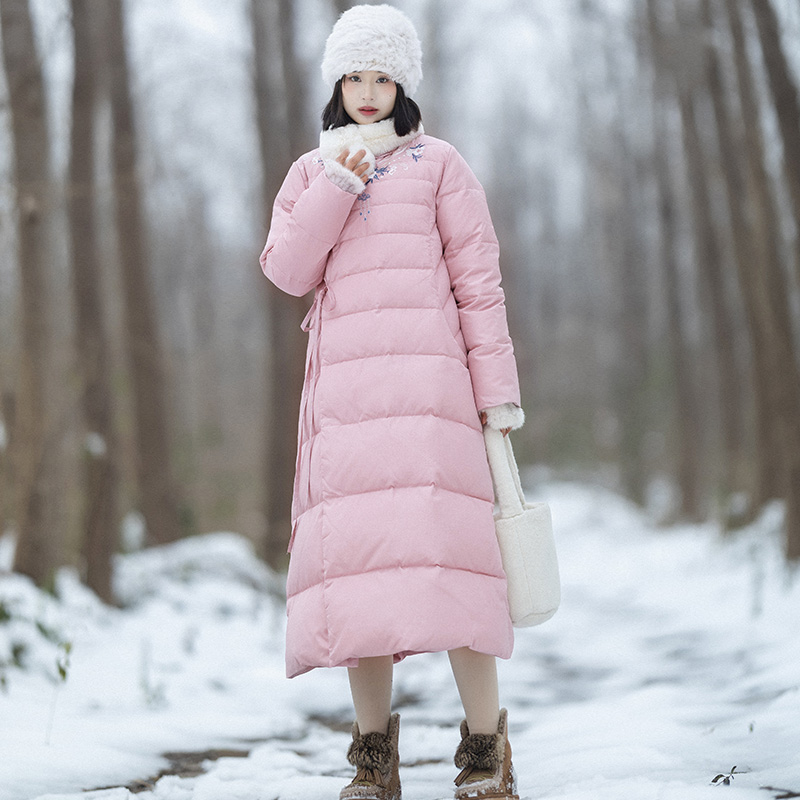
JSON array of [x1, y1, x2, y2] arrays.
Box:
[[1, 483, 798, 800]]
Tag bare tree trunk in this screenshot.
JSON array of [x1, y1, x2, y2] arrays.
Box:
[[68, 0, 120, 601], [672, 0, 747, 513], [700, 0, 770, 517], [0, 393, 10, 537], [729, 0, 800, 559], [655, 162, 706, 520], [184, 197, 226, 532], [603, 29, 652, 507], [251, 0, 308, 568], [725, 0, 791, 503], [278, 0, 314, 159], [420, 0, 446, 136], [1, 0, 61, 586], [104, 0, 183, 545], [749, 0, 800, 279], [487, 97, 538, 457], [645, 0, 706, 520]]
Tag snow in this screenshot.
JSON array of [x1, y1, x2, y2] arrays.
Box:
[[1, 483, 798, 800]]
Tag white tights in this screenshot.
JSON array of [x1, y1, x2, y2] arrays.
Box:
[[347, 647, 500, 735]]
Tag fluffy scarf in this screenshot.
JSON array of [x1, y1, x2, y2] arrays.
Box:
[[319, 119, 424, 195]]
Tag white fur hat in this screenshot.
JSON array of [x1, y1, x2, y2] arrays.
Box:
[[321, 4, 423, 96]]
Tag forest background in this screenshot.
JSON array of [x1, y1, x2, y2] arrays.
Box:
[[2, 0, 800, 603]]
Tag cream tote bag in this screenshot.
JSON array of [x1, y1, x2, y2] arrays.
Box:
[[483, 428, 560, 627]]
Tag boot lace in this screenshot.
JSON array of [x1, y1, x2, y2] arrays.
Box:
[[351, 766, 386, 788]]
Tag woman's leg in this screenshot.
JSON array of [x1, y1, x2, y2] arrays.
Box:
[[448, 647, 500, 734], [347, 655, 394, 734]]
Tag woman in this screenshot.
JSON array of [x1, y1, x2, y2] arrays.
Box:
[[260, 6, 524, 798]]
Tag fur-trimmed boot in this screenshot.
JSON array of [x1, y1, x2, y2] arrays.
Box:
[[453, 709, 519, 800], [340, 713, 401, 800]]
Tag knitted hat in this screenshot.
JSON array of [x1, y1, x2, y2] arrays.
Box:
[[321, 4, 423, 96]]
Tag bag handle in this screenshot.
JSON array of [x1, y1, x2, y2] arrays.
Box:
[[483, 427, 526, 516]]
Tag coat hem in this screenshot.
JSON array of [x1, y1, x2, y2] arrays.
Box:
[[286, 642, 514, 680]]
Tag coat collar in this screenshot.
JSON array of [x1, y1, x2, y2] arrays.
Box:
[[319, 119, 424, 161]]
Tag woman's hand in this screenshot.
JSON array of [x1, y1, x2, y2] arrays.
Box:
[[480, 410, 511, 437], [337, 148, 370, 184]]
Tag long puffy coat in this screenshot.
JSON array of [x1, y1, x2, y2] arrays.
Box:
[[261, 120, 522, 678]]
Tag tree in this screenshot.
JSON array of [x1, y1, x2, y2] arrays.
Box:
[[0, 393, 11, 540], [728, 0, 800, 559], [277, 0, 314, 158], [1, 0, 61, 586], [671, 0, 748, 511], [700, 0, 774, 512], [67, 0, 121, 601], [572, 0, 655, 504], [749, 0, 800, 279], [104, 0, 183, 544], [602, 20, 652, 507], [251, 0, 309, 568], [643, 0, 705, 520]]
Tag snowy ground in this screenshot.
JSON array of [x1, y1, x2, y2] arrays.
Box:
[[1, 482, 798, 800]]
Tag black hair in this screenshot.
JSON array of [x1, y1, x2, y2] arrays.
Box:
[[321, 78, 422, 137]]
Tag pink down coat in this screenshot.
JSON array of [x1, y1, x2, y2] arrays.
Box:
[[261, 130, 521, 678]]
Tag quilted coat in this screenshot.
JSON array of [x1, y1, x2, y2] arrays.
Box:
[[261, 119, 522, 678]]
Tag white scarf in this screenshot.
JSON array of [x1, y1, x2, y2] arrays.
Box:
[[320, 118, 424, 162], [318, 120, 424, 194]]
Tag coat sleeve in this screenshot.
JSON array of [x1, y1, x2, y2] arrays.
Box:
[[260, 158, 359, 297], [436, 145, 522, 412]]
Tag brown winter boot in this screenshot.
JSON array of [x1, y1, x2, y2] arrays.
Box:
[[453, 708, 519, 800], [339, 713, 401, 800]]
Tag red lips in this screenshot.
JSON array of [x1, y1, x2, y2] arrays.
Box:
[[359, 107, 378, 115]]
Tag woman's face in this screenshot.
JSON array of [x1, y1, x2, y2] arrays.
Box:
[[341, 71, 397, 124]]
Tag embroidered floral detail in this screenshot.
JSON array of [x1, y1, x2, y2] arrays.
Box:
[[370, 139, 425, 178], [351, 138, 424, 222], [357, 191, 371, 220], [312, 155, 323, 165]]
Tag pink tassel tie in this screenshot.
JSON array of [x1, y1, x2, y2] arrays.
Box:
[[288, 282, 328, 552]]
